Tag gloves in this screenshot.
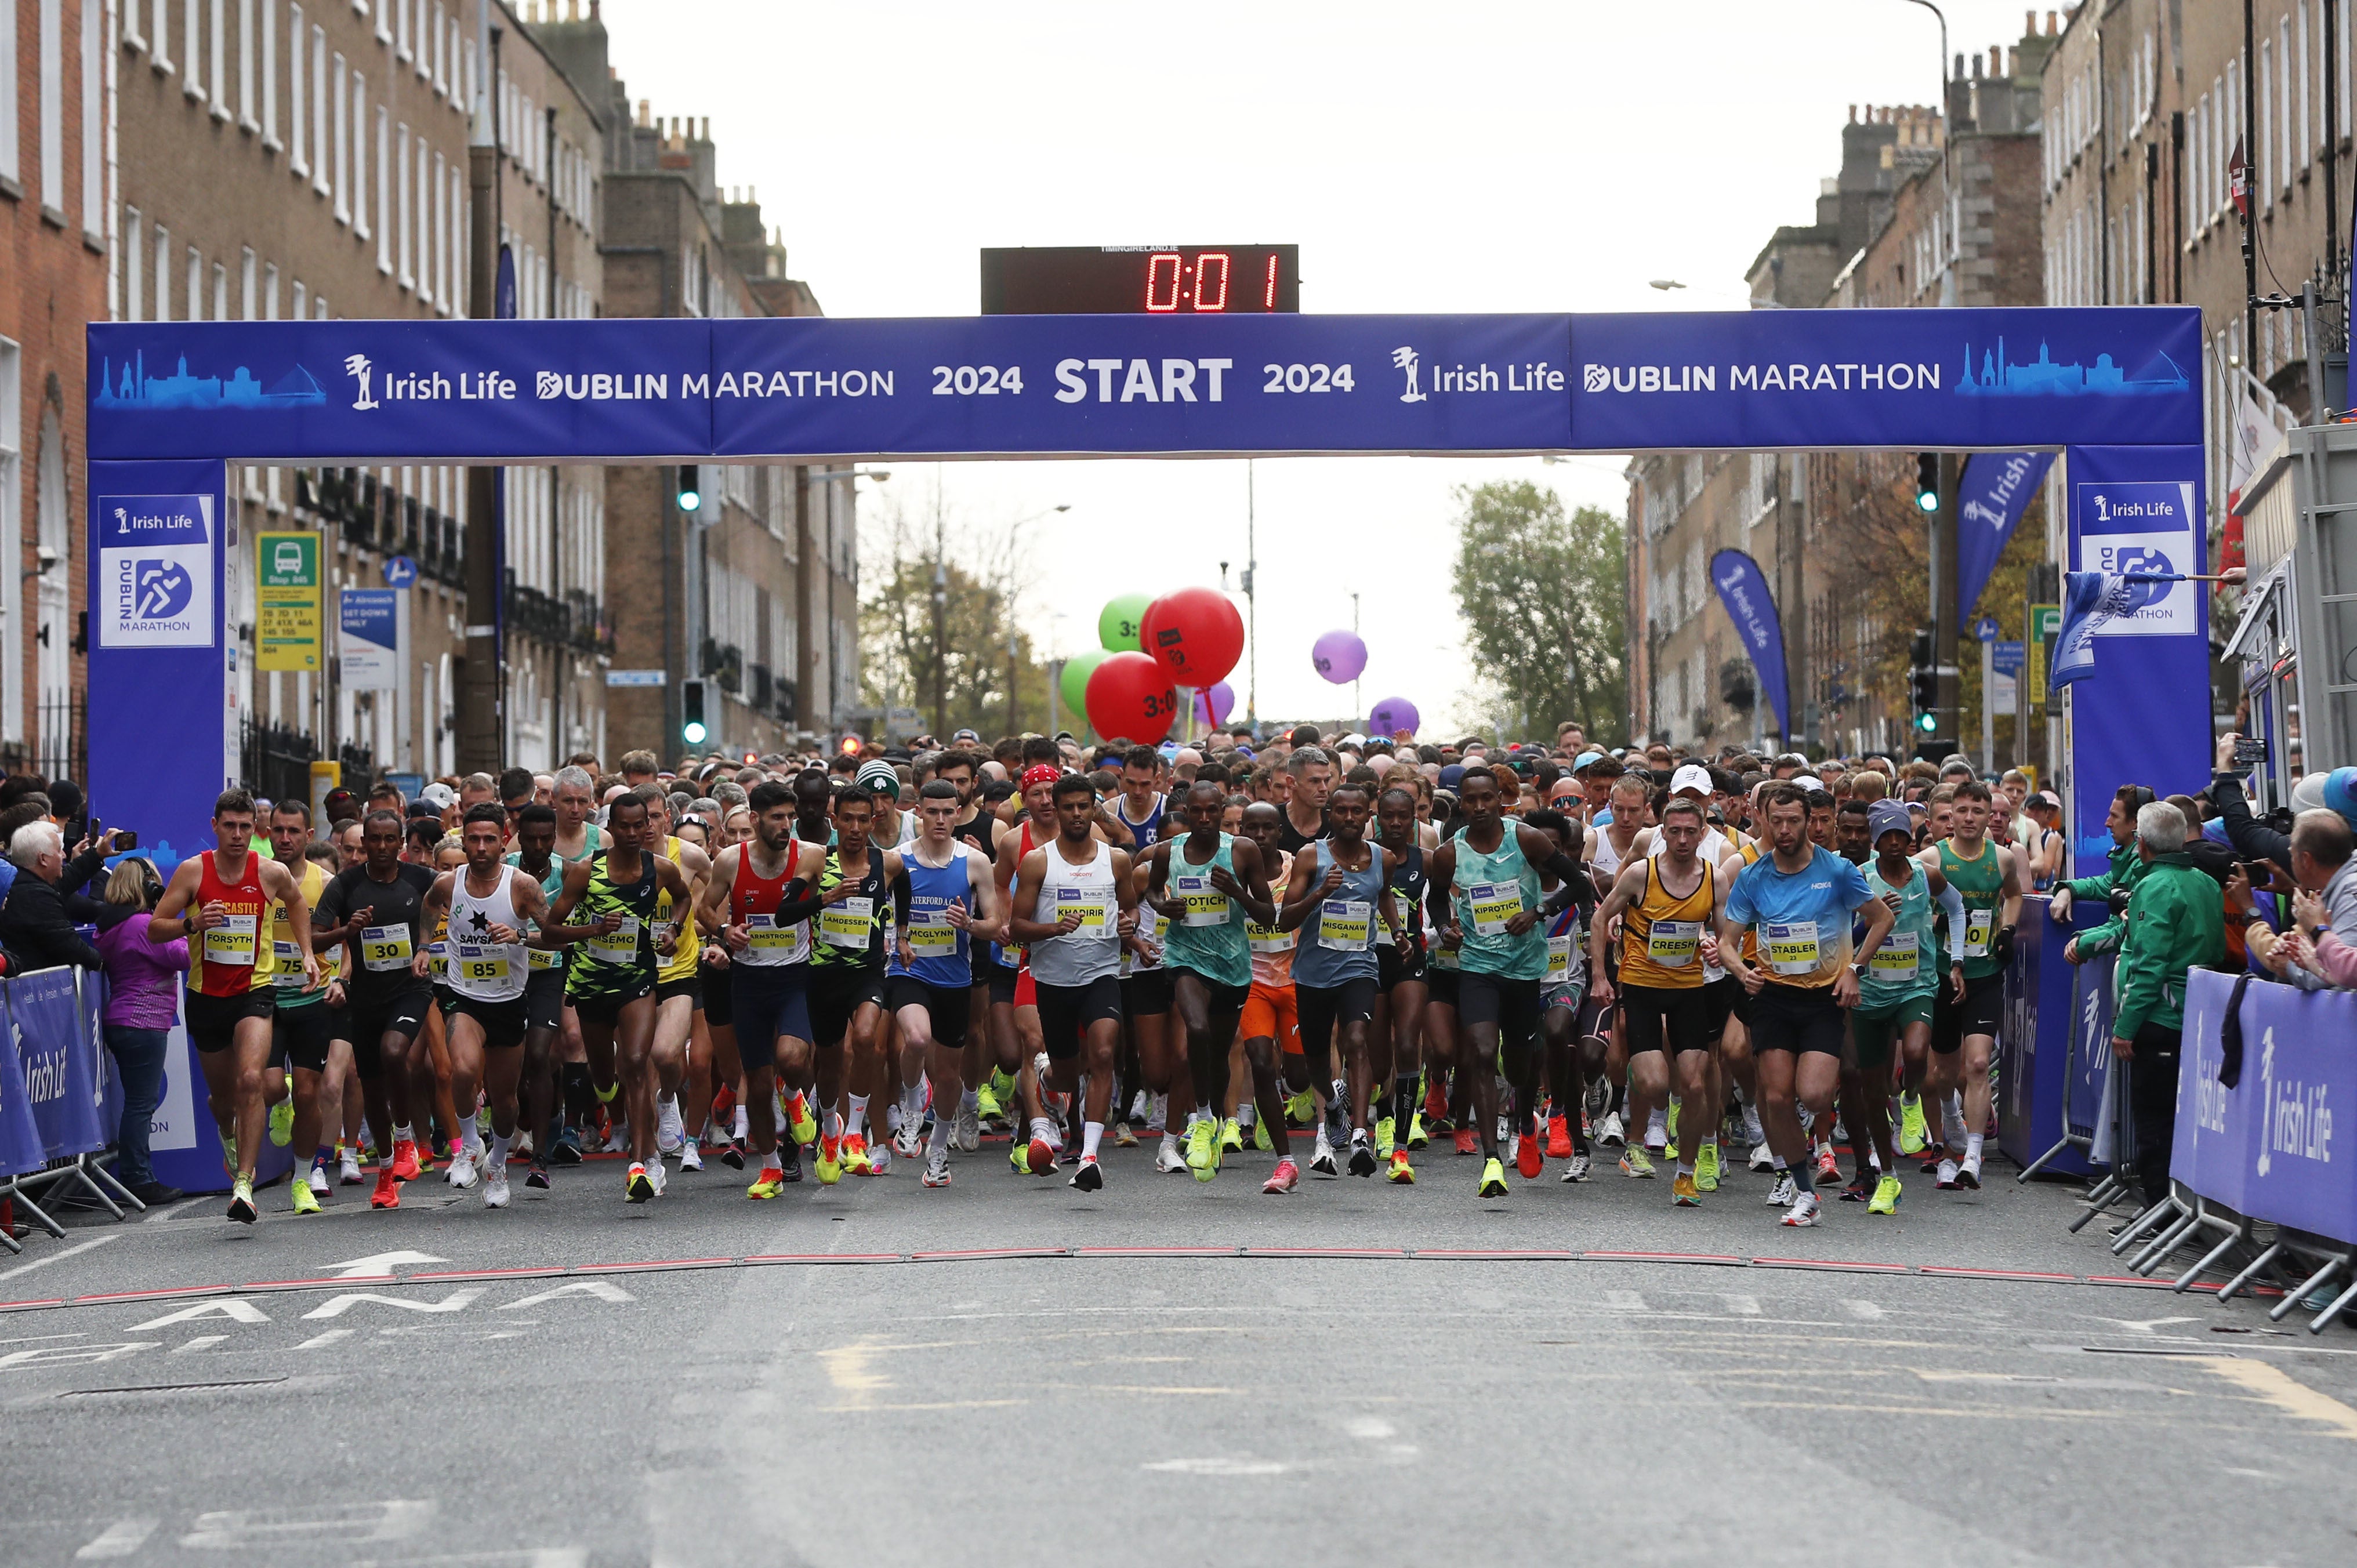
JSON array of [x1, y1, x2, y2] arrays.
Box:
[[1993, 924, 2015, 965]]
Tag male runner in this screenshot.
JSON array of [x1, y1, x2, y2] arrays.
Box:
[[1143, 779, 1277, 1182], [1277, 745, 1333, 856], [693, 781, 828, 1197], [313, 811, 439, 1209], [1370, 785, 1431, 1172], [1428, 768, 1593, 1197], [888, 780, 1000, 1187], [506, 803, 570, 1189], [546, 793, 693, 1203], [641, 789, 715, 1172], [810, 785, 901, 1182], [1007, 774, 1140, 1192], [264, 800, 338, 1213], [1850, 799, 1968, 1214], [1919, 778, 2024, 1190], [1108, 744, 1167, 851], [1236, 803, 1312, 1167], [1718, 783, 1895, 1227], [1526, 807, 1594, 1180]]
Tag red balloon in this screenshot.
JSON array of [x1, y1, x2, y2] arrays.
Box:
[[1084, 650, 1178, 744], [1140, 587, 1245, 687]]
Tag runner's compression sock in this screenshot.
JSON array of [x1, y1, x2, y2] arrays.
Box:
[[489, 1131, 512, 1166], [1966, 1132, 1984, 1161], [1083, 1121, 1104, 1159], [822, 1109, 842, 1138], [1789, 1160, 1815, 1195], [928, 1110, 951, 1155], [846, 1094, 868, 1137], [1393, 1075, 1419, 1129]]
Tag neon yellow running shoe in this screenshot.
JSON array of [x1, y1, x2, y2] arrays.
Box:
[[1619, 1143, 1656, 1179], [1252, 1117, 1272, 1152], [226, 1176, 257, 1224], [1187, 1117, 1218, 1182], [1375, 1116, 1395, 1160], [1695, 1139, 1721, 1192], [784, 1093, 819, 1146], [1869, 1174, 1903, 1215], [289, 1173, 320, 1215], [1285, 1088, 1315, 1127], [746, 1166, 785, 1199], [815, 1136, 842, 1185], [1387, 1150, 1415, 1185], [268, 1095, 294, 1148], [1898, 1093, 1929, 1155], [1011, 1137, 1032, 1173], [1406, 1112, 1428, 1151], [1477, 1157, 1508, 1197]]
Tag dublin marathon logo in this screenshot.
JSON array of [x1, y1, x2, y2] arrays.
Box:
[[1578, 337, 2192, 398]]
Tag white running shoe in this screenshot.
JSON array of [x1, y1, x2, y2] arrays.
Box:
[[923, 1143, 952, 1188], [307, 1164, 331, 1196], [482, 1160, 511, 1209], [1645, 1107, 1669, 1149], [338, 1148, 364, 1185], [647, 1156, 668, 1196], [602, 1124, 630, 1154], [656, 1094, 685, 1155], [1780, 1190, 1822, 1227], [1765, 1172, 1797, 1207], [1741, 1104, 1766, 1148], [678, 1141, 704, 1173], [446, 1148, 478, 1189], [1597, 1111, 1626, 1148], [955, 1101, 982, 1153], [1749, 1141, 1776, 1171], [1155, 1138, 1190, 1174], [894, 1119, 924, 1159], [1561, 1152, 1591, 1183], [866, 1140, 892, 1175], [1935, 1157, 1960, 1189], [1308, 1127, 1340, 1177]]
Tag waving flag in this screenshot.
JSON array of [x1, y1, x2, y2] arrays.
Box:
[[1708, 549, 1790, 738], [2050, 568, 2188, 689]]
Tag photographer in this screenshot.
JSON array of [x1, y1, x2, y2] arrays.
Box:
[[2254, 811, 2357, 990], [0, 818, 136, 972]]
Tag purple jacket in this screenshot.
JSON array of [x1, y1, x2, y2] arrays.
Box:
[[97, 916, 190, 1031]]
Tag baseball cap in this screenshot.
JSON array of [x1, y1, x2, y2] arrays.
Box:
[[1669, 763, 1714, 797], [1866, 800, 1913, 843], [1570, 750, 1609, 774], [1796, 774, 1830, 795], [2026, 790, 2062, 812], [951, 728, 981, 744], [419, 781, 456, 810], [1437, 764, 1466, 789]]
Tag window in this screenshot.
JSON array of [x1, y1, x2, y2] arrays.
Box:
[[394, 0, 409, 60], [186, 246, 202, 321], [448, 164, 463, 312], [291, 278, 305, 318], [331, 50, 347, 222], [311, 23, 328, 196], [374, 104, 390, 270], [212, 260, 226, 321], [288, 3, 306, 175], [2342, 0, 2352, 146], [2260, 40, 2273, 206], [431, 2, 444, 93], [154, 224, 171, 319], [39, 0, 61, 209], [153, 0, 173, 74], [240, 246, 255, 317], [374, 0, 389, 43], [415, 138, 433, 303], [396, 122, 411, 289], [2299, 1, 2312, 169], [0, 335, 19, 743], [260, 0, 278, 147], [2281, 17, 2295, 188], [0, 0, 16, 188], [237, 0, 257, 127], [122, 209, 144, 321], [184, 0, 203, 97], [263, 260, 277, 319], [351, 72, 367, 236], [210, 0, 227, 115]]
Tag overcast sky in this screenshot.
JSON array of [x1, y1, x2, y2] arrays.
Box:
[[596, 0, 2042, 736]]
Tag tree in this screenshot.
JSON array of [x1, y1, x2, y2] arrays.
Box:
[[1448, 481, 1627, 745], [859, 497, 1058, 741]]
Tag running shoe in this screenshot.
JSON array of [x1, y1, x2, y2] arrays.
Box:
[[893, 1116, 924, 1160], [1309, 1127, 1340, 1177], [1155, 1138, 1190, 1175], [747, 1164, 786, 1199], [1026, 1135, 1055, 1175], [922, 1145, 952, 1187], [1011, 1137, 1033, 1174], [1619, 1143, 1656, 1178], [1546, 1115, 1573, 1159], [1561, 1152, 1591, 1183], [1286, 1088, 1316, 1127], [390, 1139, 422, 1182], [525, 1160, 551, 1191], [1672, 1172, 1702, 1207], [976, 1080, 1003, 1127], [1186, 1118, 1217, 1182], [955, 1101, 982, 1153], [289, 1174, 320, 1215], [842, 1133, 872, 1175], [1695, 1140, 1721, 1192], [1263, 1157, 1301, 1194], [784, 1093, 818, 1146], [656, 1095, 686, 1156], [1663, 1101, 1678, 1148], [1868, 1174, 1902, 1215], [1814, 1143, 1841, 1184], [220, 1134, 238, 1176], [1515, 1127, 1543, 1180], [647, 1157, 668, 1197], [371, 1167, 401, 1208], [338, 1146, 365, 1185], [482, 1160, 511, 1209], [1114, 1120, 1138, 1149], [1740, 1104, 1767, 1149], [1477, 1157, 1509, 1198], [307, 1163, 331, 1197], [1596, 1111, 1625, 1148], [1935, 1157, 1960, 1190], [1069, 1155, 1104, 1192], [1350, 1133, 1379, 1178], [1452, 1127, 1478, 1157], [1765, 1172, 1797, 1207], [860, 1140, 887, 1176], [446, 1148, 478, 1190], [1780, 1190, 1823, 1227], [268, 1095, 294, 1148], [815, 1136, 843, 1185], [227, 1177, 257, 1224], [1956, 1153, 1983, 1190], [1375, 1115, 1395, 1160], [1251, 1117, 1272, 1153], [1387, 1150, 1416, 1184], [1749, 1140, 1776, 1172], [626, 1162, 655, 1203], [1423, 1076, 1449, 1126], [679, 1141, 704, 1174], [1221, 1118, 1245, 1155], [413, 1142, 438, 1174], [1840, 1172, 1875, 1203], [1406, 1112, 1429, 1151], [548, 1126, 585, 1165]]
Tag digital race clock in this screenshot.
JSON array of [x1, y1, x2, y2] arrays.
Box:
[[980, 246, 1300, 315]]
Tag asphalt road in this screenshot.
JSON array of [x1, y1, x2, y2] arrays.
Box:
[[4, 1137, 2354, 1567]]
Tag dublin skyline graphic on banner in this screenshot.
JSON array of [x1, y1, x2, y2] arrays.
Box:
[[93, 351, 328, 411]]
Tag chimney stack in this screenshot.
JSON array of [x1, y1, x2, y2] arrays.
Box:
[[2045, 10, 2057, 34]]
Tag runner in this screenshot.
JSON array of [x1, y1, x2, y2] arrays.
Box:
[[545, 793, 695, 1203], [930, 746, 996, 1149], [1277, 783, 1404, 1189], [641, 789, 715, 1174], [506, 803, 570, 1189], [989, 765, 1069, 1163], [1525, 807, 1593, 1181], [1108, 743, 1167, 851], [886, 781, 999, 1188], [1919, 778, 2024, 1190], [1427, 767, 1593, 1197], [692, 780, 828, 1197], [1236, 803, 1314, 1170], [1118, 811, 1179, 1158], [808, 785, 901, 1183], [1143, 779, 1277, 1184], [1370, 784, 1430, 1175], [1850, 799, 1969, 1215], [263, 800, 337, 1213], [1277, 744, 1332, 855], [1717, 783, 1896, 1227], [1007, 774, 1140, 1192]]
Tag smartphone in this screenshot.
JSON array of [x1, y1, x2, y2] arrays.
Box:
[[113, 829, 139, 851], [2232, 736, 2269, 765]]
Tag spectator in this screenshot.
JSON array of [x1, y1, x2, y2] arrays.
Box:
[[2021, 792, 2066, 889], [2111, 801, 2227, 1202], [2052, 783, 2155, 963], [0, 820, 109, 972], [2269, 810, 2357, 989], [95, 859, 186, 1204]]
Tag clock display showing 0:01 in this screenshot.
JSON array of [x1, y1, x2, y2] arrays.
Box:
[[978, 246, 1299, 315]]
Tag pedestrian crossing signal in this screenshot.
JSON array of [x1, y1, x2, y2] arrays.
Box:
[[682, 678, 708, 746], [1915, 453, 1939, 512]]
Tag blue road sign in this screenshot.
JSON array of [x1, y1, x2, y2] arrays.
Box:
[[383, 556, 418, 589], [1992, 639, 2026, 676], [1971, 615, 2001, 643]]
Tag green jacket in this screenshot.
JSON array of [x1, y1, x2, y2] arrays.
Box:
[[2065, 838, 2147, 959], [2111, 853, 2225, 1041]]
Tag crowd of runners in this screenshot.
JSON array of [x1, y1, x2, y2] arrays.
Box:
[[142, 725, 2061, 1230]]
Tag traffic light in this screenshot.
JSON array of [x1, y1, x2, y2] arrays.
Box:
[[681, 678, 709, 746], [676, 464, 702, 513], [1907, 629, 1938, 730], [1915, 452, 1940, 512]]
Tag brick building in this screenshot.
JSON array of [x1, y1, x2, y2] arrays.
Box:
[[2, 0, 108, 777]]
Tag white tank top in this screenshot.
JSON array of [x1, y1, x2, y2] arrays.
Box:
[[1027, 837, 1122, 987], [447, 865, 529, 1003]]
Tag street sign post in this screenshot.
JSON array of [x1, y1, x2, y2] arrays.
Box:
[[255, 530, 321, 672], [382, 556, 419, 590]]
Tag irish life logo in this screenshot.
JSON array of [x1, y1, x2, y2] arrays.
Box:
[[96, 493, 215, 649]]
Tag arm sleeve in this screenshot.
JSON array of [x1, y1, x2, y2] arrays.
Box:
[[891, 870, 912, 925], [774, 880, 826, 926], [2209, 773, 2294, 869], [1935, 881, 1968, 963]]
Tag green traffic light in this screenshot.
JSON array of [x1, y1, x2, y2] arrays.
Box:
[[683, 720, 709, 745], [1916, 712, 1937, 732]]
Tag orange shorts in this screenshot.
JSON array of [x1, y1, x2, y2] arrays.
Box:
[[1241, 980, 1301, 1055]]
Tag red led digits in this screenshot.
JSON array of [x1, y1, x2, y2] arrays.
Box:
[[1192, 252, 1230, 311], [1264, 253, 1279, 308], [1145, 253, 1183, 312]]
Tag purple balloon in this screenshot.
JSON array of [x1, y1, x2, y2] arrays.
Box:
[[1311, 629, 1368, 684], [1368, 696, 1420, 738], [1192, 681, 1235, 729]]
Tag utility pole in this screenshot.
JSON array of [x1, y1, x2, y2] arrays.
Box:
[[455, 13, 503, 774], [1933, 451, 1961, 755], [930, 489, 948, 741], [1243, 460, 1259, 732]]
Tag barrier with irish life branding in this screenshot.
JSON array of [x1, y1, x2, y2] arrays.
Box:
[[0, 967, 145, 1247]]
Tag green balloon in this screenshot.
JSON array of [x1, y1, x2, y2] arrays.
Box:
[[1098, 593, 1154, 652], [1060, 649, 1109, 720]]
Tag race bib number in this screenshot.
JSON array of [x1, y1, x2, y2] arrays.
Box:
[[1052, 885, 1114, 932], [1174, 871, 1227, 928], [1546, 934, 1575, 979], [1466, 881, 1522, 937], [1317, 899, 1373, 952], [1764, 920, 1822, 976], [1248, 919, 1294, 954], [427, 940, 449, 979], [360, 925, 413, 972], [452, 942, 512, 984], [1870, 929, 1920, 977], [819, 896, 875, 949], [529, 944, 563, 972], [587, 916, 641, 965], [272, 937, 306, 987], [1645, 919, 1701, 967], [202, 913, 258, 967], [906, 906, 959, 956], [1964, 908, 1995, 958], [745, 912, 810, 963]]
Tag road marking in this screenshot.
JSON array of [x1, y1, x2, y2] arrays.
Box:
[[2094, 1316, 2202, 1334], [1141, 1457, 1290, 1476], [1344, 1417, 1396, 1440], [171, 1335, 229, 1353], [180, 1500, 431, 1548], [2199, 1357, 2357, 1439], [319, 1251, 450, 1280], [349, 1553, 585, 1567], [0, 1331, 85, 1345], [0, 1341, 157, 1370], [299, 1288, 485, 1320], [293, 1329, 356, 1350], [499, 1281, 634, 1309], [0, 1236, 118, 1281], [130, 1299, 271, 1331], [1842, 1300, 1886, 1320], [1722, 1293, 1764, 1316], [74, 1519, 157, 1559], [1601, 1289, 1647, 1311], [815, 1337, 890, 1410]]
